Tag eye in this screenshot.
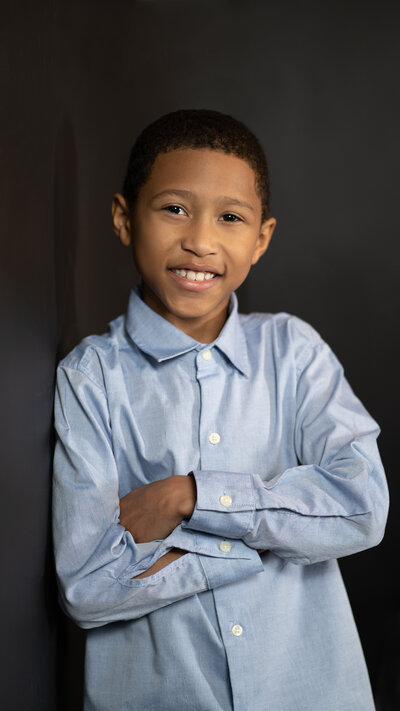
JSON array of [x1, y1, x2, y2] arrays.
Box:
[[220, 213, 242, 222], [163, 205, 186, 216]]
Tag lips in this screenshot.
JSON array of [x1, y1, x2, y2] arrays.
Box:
[[167, 265, 222, 291], [170, 268, 216, 282], [168, 263, 222, 276]]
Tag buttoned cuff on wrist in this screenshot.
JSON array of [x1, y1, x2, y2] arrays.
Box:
[[181, 470, 255, 539]]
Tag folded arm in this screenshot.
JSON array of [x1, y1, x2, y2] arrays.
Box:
[[182, 341, 389, 565], [53, 365, 263, 629], [117, 473, 195, 577]]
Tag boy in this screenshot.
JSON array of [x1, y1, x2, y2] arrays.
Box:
[[53, 109, 389, 710]]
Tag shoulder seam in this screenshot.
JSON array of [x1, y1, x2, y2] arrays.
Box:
[[58, 358, 106, 394], [295, 341, 327, 379]]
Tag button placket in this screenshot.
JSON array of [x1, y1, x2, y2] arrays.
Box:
[[196, 347, 226, 470]]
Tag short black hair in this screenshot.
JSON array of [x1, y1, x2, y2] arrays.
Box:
[[122, 109, 271, 222]]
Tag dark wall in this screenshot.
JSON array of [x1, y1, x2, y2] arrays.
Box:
[[1, 1, 399, 709], [1, 4, 58, 710]]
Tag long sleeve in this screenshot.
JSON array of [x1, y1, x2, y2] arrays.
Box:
[[53, 363, 263, 629], [182, 339, 389, 565]]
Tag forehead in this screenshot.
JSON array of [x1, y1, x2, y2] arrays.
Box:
[[141, 148, 260, 208]]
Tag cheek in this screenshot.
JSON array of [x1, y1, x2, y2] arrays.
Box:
[[131, 238, 153, 275], [230, 242, 259, 268], [136, 217, 177, 252], [132, 225, 158, 258]]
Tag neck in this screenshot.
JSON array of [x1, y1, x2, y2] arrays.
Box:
[[176, 309, 229, 343], [139, 283, 230, 342]]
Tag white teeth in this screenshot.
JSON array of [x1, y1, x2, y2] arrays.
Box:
[[172, 269, 217, 281]]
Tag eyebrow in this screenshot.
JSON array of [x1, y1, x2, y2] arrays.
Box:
[[151, 189, 255, 213]]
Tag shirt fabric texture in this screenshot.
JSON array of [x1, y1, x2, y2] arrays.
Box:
[[53, 286, 389, 711]]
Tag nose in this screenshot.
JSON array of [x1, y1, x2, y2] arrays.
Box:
[[180, 215, 218, 257]]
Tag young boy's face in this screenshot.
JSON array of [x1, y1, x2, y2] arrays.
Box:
[[113, 148, 276, 342]]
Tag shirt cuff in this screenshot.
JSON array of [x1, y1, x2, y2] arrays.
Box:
[[199, 548, 264, 589], [166, 525, 264, 590], [117, 526, 264, 597], [167, 525, 257, 560], [182, 470, 255, 539]]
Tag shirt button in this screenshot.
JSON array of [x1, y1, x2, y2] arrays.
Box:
[[232, 624, 243, 637], [202, 349, 212, 360], [219, 494, 232, 507], [208, 432, 221, 445], [219, 541, 232, 553]]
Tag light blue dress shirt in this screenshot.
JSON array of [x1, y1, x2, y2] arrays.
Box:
[[53, 286, 389, 711]]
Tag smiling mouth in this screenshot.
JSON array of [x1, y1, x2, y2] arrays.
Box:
[[169, 268, 217, 282]]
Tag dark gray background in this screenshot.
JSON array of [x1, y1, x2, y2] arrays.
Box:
[[1, 1, 399, 709]]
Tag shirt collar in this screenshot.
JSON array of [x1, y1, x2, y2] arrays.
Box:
[[125, 285, 250, 377]]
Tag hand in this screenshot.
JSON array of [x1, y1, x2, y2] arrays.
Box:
[[119, 475, 197, 543]]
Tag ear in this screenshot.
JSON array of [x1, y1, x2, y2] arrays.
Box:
[[112, 193, 132, 247], [251, 217, 277, 266]]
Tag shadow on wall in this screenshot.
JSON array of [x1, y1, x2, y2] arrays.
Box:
[[54, 113, 80, 362], [53, 113, 86, 710]]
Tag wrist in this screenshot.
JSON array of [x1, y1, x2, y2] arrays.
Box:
[[175, 473, 197, 519]]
